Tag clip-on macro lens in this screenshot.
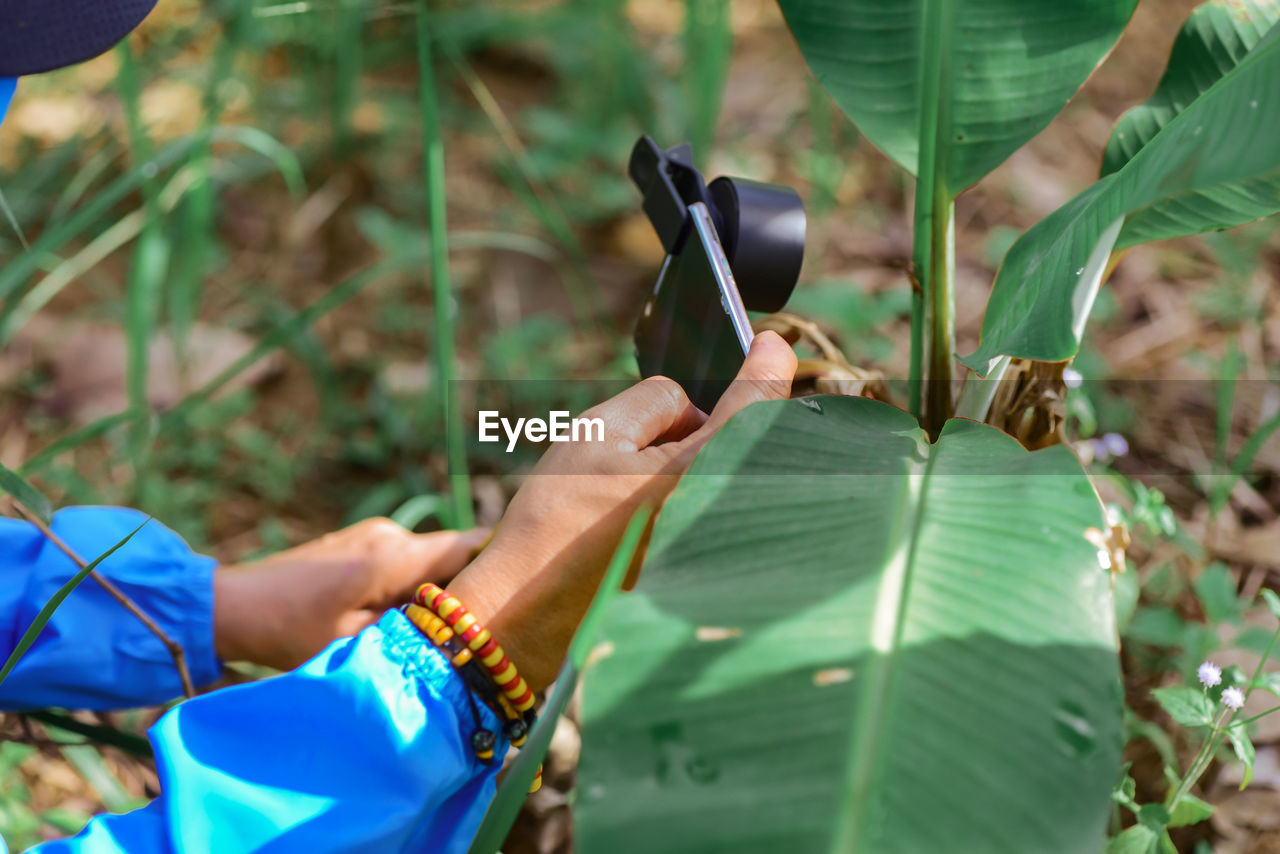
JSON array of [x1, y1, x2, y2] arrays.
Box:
[[629, 135, 805, 410]]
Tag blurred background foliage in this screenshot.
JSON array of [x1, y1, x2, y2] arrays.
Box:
[[0, 0, 1278, 850]]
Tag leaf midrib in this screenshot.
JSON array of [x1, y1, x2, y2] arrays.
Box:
[[831, 433, 940, 854]]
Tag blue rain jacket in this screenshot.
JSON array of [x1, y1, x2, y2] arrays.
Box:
[[0, 507, 505, 853]]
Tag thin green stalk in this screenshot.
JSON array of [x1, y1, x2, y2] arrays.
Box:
[[1240, 703, 1280, 726], [416, 1, 473, 530], [910, 0, 957, 437], [1165, 707, 1231, 813], [683, 0, 731, 156], [170, 0, 245, 361], [1245, 624, 1280, 703], [115, 40, 169, 491], [334, 0, 364, 155], [908, 283, 923, 419]]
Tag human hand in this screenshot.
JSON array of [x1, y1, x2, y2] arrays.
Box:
[[446, 330, 797, 692], [214, 518, 489, 670]]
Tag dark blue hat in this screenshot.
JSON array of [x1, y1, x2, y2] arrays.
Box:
[[0, 0, 158, 77]]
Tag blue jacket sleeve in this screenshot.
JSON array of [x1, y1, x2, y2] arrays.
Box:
[[27, 609, 508, 854], [0, 507, 221, 711]]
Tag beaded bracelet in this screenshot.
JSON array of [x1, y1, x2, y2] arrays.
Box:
[[413, 583, 537, 718], [403, 584, 542, 793]]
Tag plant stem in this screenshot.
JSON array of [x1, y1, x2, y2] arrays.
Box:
[[1240, 703, 1280, 725], [910, 0, 957, 437], [1166, 708, 1231, 813], [1245, 625, 1280, 703], [115, 39, 168, 498], [908, 280, 923, 420], [924, 195, 955, 436], [416, 0, 474, 530]]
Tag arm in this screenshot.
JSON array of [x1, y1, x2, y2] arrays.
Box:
[[29, 609, 507, 854], [0, 508, 486, 712], [20, 333, 796, 853], [0, 507, 221, 711]]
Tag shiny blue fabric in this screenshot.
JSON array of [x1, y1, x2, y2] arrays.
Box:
[[0, 79, 13, 124], [28, 610, 507, 853], [0, 507, 220, 710], [0, 507, 503, 852]]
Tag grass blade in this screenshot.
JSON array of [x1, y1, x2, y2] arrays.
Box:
[[25, 710, 153, 759], [19, 412, 136, 476], [0, 464, 53, 524], [416, 0, 473, 529], [59, 745, 140, 814], [0, 521, 149, 687]]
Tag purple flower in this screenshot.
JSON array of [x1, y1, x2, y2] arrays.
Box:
[[1198, 661, 1222, 688], [1222, 687, 1246, 710], [1101, 433, 1129, 458]]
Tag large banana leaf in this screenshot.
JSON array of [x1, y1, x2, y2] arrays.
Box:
[[961, 23, 1280, 375], [576, 397, 1122, 854], [1102, 0, 1280, 246], [776, 0, 1137, 192]]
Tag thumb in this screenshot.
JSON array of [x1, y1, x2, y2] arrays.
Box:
[[698, 330, 797, 437], [408, 527, 492, 587]]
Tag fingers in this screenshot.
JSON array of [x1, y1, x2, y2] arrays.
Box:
[[698, 330, 796, 436], [587, 376, 705, 452]]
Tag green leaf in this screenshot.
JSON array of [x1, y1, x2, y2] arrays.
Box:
[[1125, 606, 1187, 647], [1101, 0, 1280, 246], [1167, 792, 1214, 828], [1261, 588, 1280, 622], [39, 808, 92, 836], [961, 24, 1280, 374], [0, 463, 52, 525], [1252, 671, 1280, 698], [467, 508, 652, 854], [1152, 686, 1215, 728], [1107, 824, 1159, 854], [1114, 762, 1138, 809], [577, 397, 1121, 853], [0, 520, 148, 687], [1137, 802, 1171, 831], [1193, 563, 1241, 624], [1226, 720, 1256, 789], [775, 0, 1137, 191]]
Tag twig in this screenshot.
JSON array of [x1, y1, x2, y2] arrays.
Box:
[[11, 500, 195, 698]]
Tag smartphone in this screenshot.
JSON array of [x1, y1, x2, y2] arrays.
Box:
[[634, 201, 754, 413]]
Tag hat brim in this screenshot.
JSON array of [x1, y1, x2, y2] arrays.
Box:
[[0, 0, 159, 77]]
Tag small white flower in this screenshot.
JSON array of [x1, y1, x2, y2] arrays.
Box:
[[1222, 686, 1246, 710], [1198, 661, 1222, 687], [1063, 368, 1083, 389]]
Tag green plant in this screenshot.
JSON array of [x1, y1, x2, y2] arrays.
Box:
[[1112, 591, 1280, 853], [552, 2, 1280, 851]]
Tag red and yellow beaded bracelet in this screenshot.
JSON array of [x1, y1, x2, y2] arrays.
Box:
[[403, 583, 542, 793], [414, 583, 536, 716]]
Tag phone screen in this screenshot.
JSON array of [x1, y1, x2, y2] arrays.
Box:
[[634, 202, 754, 413]]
